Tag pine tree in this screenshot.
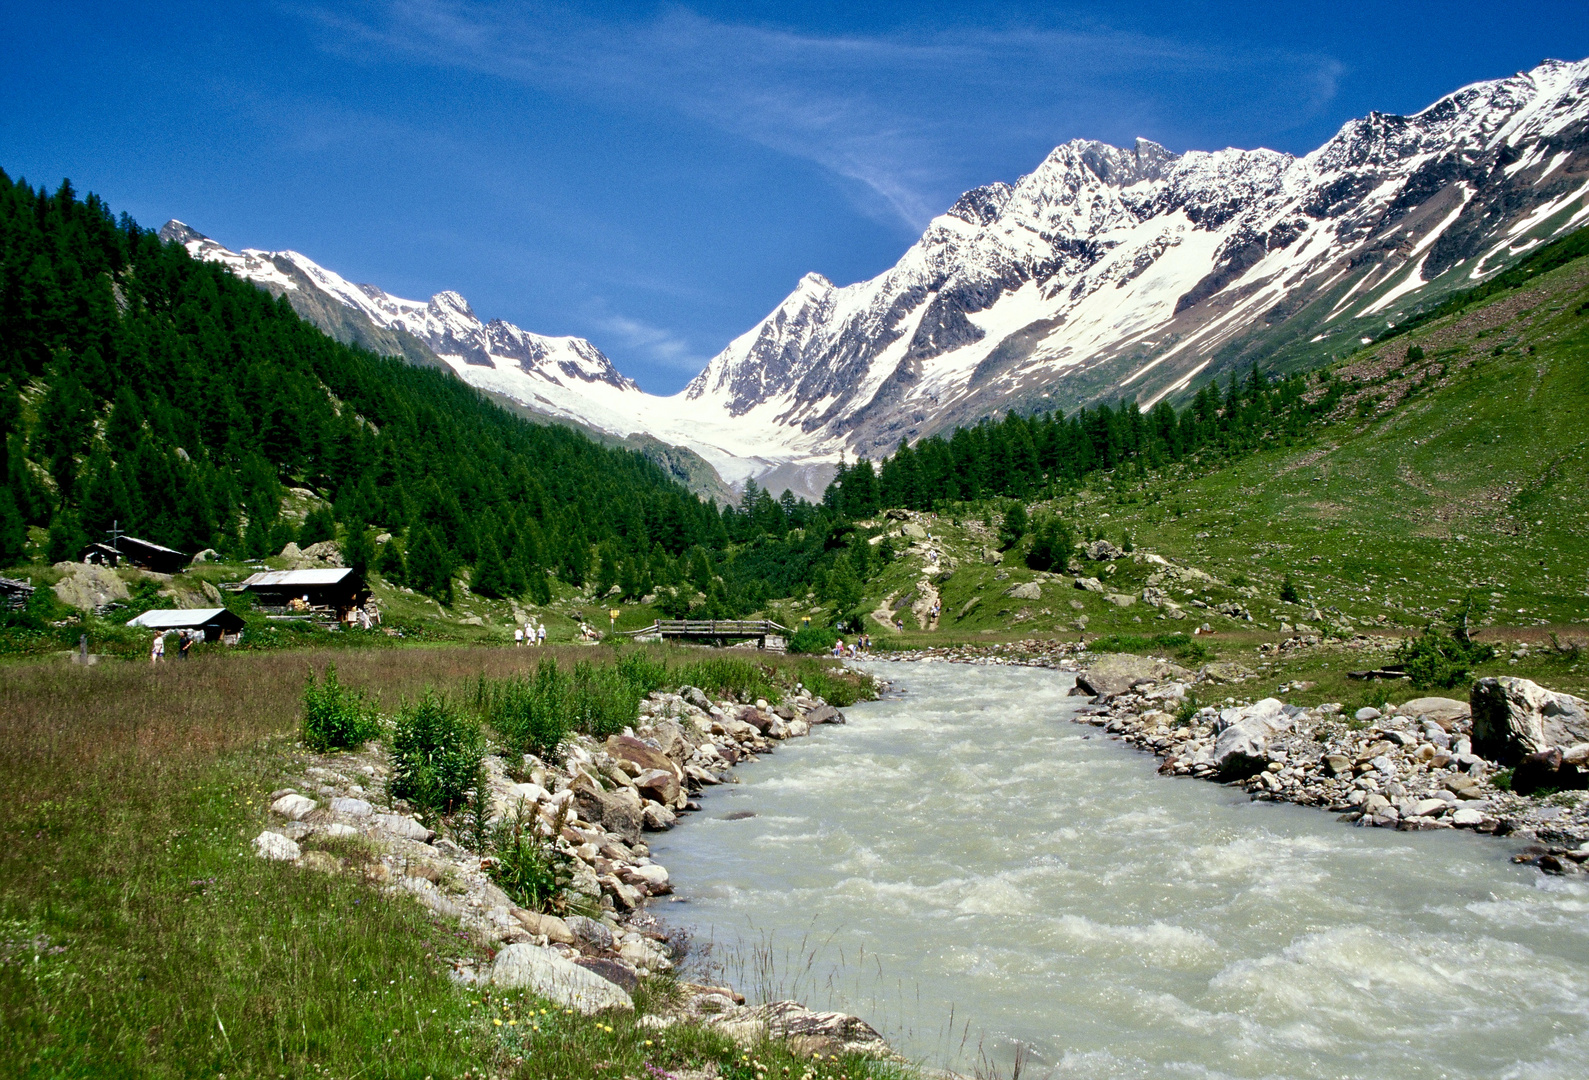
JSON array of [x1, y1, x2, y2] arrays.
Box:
[[376, 534, 408, 585], [471, 535, 510, 599], [408, 523, 453, 604], [0, 487, 25, 565], [342, 518, 375, 580]]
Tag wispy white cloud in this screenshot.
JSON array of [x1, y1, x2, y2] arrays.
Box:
[[295, 2, 1344, 230], [592, 310, 709, 371]]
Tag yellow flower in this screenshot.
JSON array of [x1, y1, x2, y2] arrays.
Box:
[[644, 1040, 654, 1046], [494, 1019, 503, 1027], [508, 1019, 517, 1026]]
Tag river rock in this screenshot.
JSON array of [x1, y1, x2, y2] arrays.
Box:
[[1210, 698, 1294, 779], [1075, 653, 1190, 697], [373, 813, 432, 841], [489, 943, 633, 1014], [1471, 677, 1589, 763], [330, 797, 373, 817], [572, 780, 642, 845], [606, 735, 682, 779], [642, 802, 678, 830], [565, 914, 614, 951], [805, 705, 845, 725], [634, 768, 680, 806], [712, 1001, 894, 1059], [252, 830, 301, 861], [680, 686, 712, 711], [1399, 696, 1470, 728], [1006, 582, 1042, 601], [575, 956, 640, 994], [512, 908, 577, 944], [52, 562, 131, 611], [271, 793, 318, 820]]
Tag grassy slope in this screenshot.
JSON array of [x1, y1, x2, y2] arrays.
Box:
[[830, 251, 1589, 701], [0, 647, 894, 1079]]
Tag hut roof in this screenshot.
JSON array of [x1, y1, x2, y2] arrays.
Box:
[[239, 568, 356, 588], [126, 607, 245, 631]]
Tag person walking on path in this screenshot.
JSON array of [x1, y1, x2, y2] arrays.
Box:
[[151, 633, 165, 663], [178, 631, 193, 660], [537, 623, 546, 647]]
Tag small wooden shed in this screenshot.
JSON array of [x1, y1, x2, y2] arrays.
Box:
[[239, 568, 370, 619], [126, 607, 246, 643], [82, 536, 190, 574]]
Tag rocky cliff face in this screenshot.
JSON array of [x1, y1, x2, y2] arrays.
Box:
[[166, 58, 1589, 494], [685, 58, 1589, 457]]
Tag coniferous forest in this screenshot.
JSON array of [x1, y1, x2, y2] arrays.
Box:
[[0, 169, 1352, 623]]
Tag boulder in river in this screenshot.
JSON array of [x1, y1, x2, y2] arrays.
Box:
[[1398, 696, 1470, 729], [1470, 677, 1589, 763]]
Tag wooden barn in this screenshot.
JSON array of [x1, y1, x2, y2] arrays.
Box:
[[81, 536, 189, 574], [239, 568, 369, 620], [126, 607, 246, 643]]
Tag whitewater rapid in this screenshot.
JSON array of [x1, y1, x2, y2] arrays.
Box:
[[648, 661, 1589, 1079]]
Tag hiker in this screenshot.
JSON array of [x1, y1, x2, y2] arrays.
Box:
[[178, 631, 193, 660], [514, 626, 524, 646], [832, 637, 844, 657], [537, 623, 546, 647], [524, 620, 532, 646], [151, 632, 165, 663]]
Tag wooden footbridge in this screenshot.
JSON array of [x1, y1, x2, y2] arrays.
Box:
[[621, 619, 789, 651]]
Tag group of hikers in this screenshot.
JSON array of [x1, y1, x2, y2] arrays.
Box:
[[513, 620, 548, 647], [148, 630, 196, 663], [830, 632, 873, 658]]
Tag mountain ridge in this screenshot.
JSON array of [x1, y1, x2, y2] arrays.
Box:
[[166, 57, 1589, 496]]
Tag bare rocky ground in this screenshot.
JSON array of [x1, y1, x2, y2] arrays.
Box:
[[878, 645, 1589, 872], [249, 682, 898, 1059]]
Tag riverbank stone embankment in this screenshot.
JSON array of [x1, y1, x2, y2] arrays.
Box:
[[249, 682, 897, 1058], [875, 643, 1589, 869]]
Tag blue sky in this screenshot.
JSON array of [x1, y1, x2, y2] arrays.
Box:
[[5, 2, 1587, 393]]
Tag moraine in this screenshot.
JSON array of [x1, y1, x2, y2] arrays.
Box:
[[650, 661, 1589, 1080]]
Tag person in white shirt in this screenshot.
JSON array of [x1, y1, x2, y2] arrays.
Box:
[[514, 627, 524, 646], [537, 623, 546, 646]]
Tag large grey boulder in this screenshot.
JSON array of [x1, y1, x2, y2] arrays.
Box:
[[252, 830, 301, 861], [1075, 653, 1190, 697], [1399, 696, 1470, 728], [52, 562, 130, 611], [1006, 581, 1042, 601], [572, 780, 642, 845], [489, 943, 634, 1014], [1471, 677, 1589, 763], [1086, 540, 1123, 561], [1210, 698, 1296, 779]]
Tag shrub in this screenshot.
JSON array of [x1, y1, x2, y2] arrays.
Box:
[[388, 694, 484, 817], [674, 657, 777, 701], [795, 664, 869, 707], [786, 625, 843, 655], [1397, 625, 1495, 689], [486, 801, 575, 913], [300, 664, 380, 752], [998, 504, 1029, 550], [477, 659, 572, 763], [1025, 516, 1075, 571], [1279, 574, 1302, 604], [569, 660, 644, 739]]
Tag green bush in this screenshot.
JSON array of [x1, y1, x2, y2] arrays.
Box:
[[673, 657, 777, 701], [487, 804, 575, 913], [1397, 625, 1495, 689], [1025, 515, 1075, 571], [1279, 574, 1302, 603], [795, 664, 869, 707], [786, 625, 843, 655], [477, 658, 573, 763], [388, 694, 484, 817], [300, 664, 380, 752], [569, 660, 645, 739]]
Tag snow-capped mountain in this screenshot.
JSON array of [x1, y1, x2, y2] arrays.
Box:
[[166, 57, 1589, 495], [689, 57, 1589, 458]]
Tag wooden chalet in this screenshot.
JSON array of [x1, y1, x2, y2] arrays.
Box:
[[239, 568, 370, 619], [126, 607, 246, 643], [81, 535, 189, 574]]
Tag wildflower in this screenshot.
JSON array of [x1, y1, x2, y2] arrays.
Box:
[[494, 1019, 503, 1027]]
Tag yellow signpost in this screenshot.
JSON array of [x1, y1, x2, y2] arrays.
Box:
[[609, 607, 621, 633]]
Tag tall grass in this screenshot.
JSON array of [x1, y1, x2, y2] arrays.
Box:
[[0, 643, 882, 1078]]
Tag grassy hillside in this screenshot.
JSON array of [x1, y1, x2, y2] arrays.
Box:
[[806, 242, 1589, 701]]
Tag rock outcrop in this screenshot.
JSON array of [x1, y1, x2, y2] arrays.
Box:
[[1471, 677, 1589, 763]]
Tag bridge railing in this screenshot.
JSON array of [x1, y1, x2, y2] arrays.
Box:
[[620, 619, 789, 637]]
